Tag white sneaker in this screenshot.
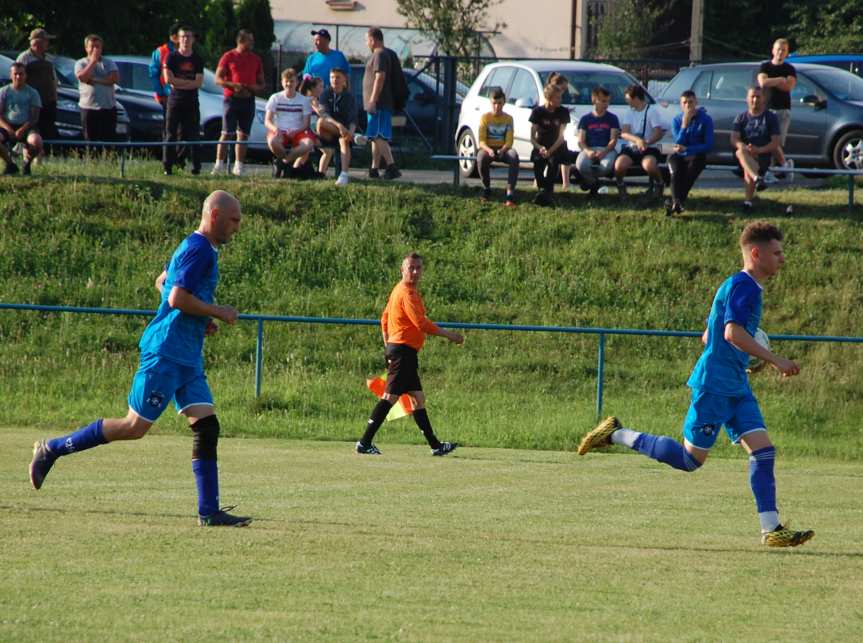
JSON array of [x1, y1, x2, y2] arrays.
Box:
[[231, 162, 244, 177], [335, 172, 349, 187], [763, 171, 778, 184], [353, 133, 368, 146], [210, 161, 224, 175]]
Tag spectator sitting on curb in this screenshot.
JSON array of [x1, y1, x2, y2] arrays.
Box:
[[576, 86, 620, 195], [476, 86, 519, 207], [732, 86, 780, 214], [317, 67, 357, 186], [0, 62, 43, 175], [529, 83, 569, 208], [614, 84, 666, 198], [665, 90, 714, 217], [547, 72, 578, 191], [265, 68, 317, 179]]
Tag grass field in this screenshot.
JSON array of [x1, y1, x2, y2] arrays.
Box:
[[2, 427, 861, 641]]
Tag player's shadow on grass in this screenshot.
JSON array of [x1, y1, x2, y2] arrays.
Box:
[[4, 503, 273, 523]]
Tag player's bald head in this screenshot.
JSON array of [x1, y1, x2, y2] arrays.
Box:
[[202, 190, 239, 219]]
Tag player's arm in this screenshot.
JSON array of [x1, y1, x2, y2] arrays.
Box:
[[724, 322, 799, 376], [403, 292, 463, 344], [168, 286, 238, 324], [155, 270, 167, 293], [701, 327, 708, 345]]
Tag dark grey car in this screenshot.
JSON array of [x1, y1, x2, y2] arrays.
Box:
[[657, 62, 863, 169]]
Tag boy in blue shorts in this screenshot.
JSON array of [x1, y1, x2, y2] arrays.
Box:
[[578, 221, 813, 547], [29, 190, 251, 527]]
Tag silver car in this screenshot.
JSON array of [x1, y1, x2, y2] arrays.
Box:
[[53, 54, 269, 154]]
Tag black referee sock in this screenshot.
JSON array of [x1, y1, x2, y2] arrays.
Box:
[[412, 408, 441, 450], [360, 399, 393, 446]]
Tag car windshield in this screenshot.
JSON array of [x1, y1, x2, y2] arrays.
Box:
[[408, 70, 469, 98], [538, 70, 644, 105], [807, 68, 863, 101]]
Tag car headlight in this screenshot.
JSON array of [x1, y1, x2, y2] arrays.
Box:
[[145, 112, 164, 121]]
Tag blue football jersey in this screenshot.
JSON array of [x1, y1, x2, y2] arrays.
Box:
[[687, 271, 763, 396], [139, 232, 219, 368]]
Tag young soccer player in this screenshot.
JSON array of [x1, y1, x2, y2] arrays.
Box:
[[357, 252, 464, 456], [577, 221, 814, 547], [476, 86, 519, 206], [29, 191, 251, 527]]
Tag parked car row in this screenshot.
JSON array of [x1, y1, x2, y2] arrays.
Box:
[[455, 58, 863, 175]]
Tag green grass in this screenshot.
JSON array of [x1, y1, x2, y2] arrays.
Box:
[[1, 159, 862, 459], [2, 428, 861, 641]]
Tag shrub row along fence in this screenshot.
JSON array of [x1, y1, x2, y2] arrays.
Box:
[[3, 303, 862, 421]]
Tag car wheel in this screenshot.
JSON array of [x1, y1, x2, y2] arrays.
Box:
[[832, 129, 863, 170], [457, 129, 479, 178]]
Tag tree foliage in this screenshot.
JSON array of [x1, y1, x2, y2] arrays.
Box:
[[235, 0, 275, 55], [395, 0, 503, 58], [788, 0, 863, 54], [199, 0, 238, 68], [592, 0, 661, 60]]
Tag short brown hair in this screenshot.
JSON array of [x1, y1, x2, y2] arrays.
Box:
[[490, 87, 506, 101], [403, 251, 423, 264], [9, 61, 25, 73], [591, 86, 610, 99], [740, 221, 783, 247], [237, 29, 254, 44], [368, 27, 384, 43], [281, 68, 297, 81], [548, 72, 569, 88], [625, 84, 645, 101], [84, 34, 103, 48]]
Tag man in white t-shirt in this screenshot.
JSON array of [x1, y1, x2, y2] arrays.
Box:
[[264, 68, 317, 178], [613, 84, 666, 197]]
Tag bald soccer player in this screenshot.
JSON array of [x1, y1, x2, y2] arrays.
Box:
[[29, 191, 251, 527]]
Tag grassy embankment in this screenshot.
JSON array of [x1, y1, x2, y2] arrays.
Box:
[[1, 160, 861, 459]]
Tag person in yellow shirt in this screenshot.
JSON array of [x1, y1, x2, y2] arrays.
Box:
[[357, 253, 464, 456], [477, 87, 519, 206]]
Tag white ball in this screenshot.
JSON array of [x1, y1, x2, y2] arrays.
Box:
[[748, 327, 770, 370]]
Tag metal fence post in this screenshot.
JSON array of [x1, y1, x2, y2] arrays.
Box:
[[596, 333, 606, 420], [255, 318, 264, 398]]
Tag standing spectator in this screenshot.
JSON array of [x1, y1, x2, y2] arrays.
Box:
[[529, 83, 569, 207], [162, 27, 204, 176], [149, 23, 180, 116], [665, 90, 714, 217], [575, 86, 620, 195], [302, 29, 350, 89], [74, 34, 119, 145], [477, 86, 519, 206], [264, 68, 316, 179], [732, 87, 780, 213], [16, 28, 59, 142], [757, 38, 796, 180], [213, 30, 264, 176], [0, 62, 43, 175], [614, 84, 666, 197], [356, 252, 463, 456], [317, 67, 357, 186], [362, 27, 402, 180]]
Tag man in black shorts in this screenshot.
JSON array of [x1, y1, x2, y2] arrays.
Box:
[[614, 84, 666, 197], [732, 87, 780, 213], [357, 253, 464, 456]]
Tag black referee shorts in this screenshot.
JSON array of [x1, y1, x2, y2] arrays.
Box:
[[384, 343, 422, 395]]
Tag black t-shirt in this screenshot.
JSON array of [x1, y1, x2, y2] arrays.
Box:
[[165, 51, 204, 104], [758, 61, 796, 110], [529, 105, 570, 148]]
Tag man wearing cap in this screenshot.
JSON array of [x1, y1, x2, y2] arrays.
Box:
[[302, 29, 349, 89], [16, 28, 59, 141]]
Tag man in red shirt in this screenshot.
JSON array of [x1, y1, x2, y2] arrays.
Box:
[[213, 29, 264, 176], [357, 253, 464, 456]]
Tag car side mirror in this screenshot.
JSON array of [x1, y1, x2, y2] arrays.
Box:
[[802, 94, 825, 108], [514, 97, 535, 108]]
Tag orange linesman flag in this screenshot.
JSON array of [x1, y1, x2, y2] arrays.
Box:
[[365, 375, 413, 421]]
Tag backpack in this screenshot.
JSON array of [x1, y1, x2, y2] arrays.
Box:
[[387, 48, 409, 112]]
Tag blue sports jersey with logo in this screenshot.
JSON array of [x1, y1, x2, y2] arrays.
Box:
[[138, 232, 218, 368], [687, 271, 762, 396]]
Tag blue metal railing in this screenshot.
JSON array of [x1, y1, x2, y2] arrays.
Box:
[[3, 302, 862, 419]]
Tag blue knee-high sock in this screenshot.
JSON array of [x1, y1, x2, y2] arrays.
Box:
[[192, 459, 220, 517], [749, 446, 777, 513], [47, 419, 107, 457], [632, 433, 702, 472]]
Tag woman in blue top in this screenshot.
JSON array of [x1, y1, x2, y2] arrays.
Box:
[[665, 90, 714, 216]]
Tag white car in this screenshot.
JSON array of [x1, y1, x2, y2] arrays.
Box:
[[455, 60, 664, 177]]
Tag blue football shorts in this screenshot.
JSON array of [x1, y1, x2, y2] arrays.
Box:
[[128, 353, 214, 422], [366, 108, 392, 141], [682, 387, 766, 449]]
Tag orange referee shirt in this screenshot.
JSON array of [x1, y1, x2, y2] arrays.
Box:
[[380, 282, 440, 351]]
